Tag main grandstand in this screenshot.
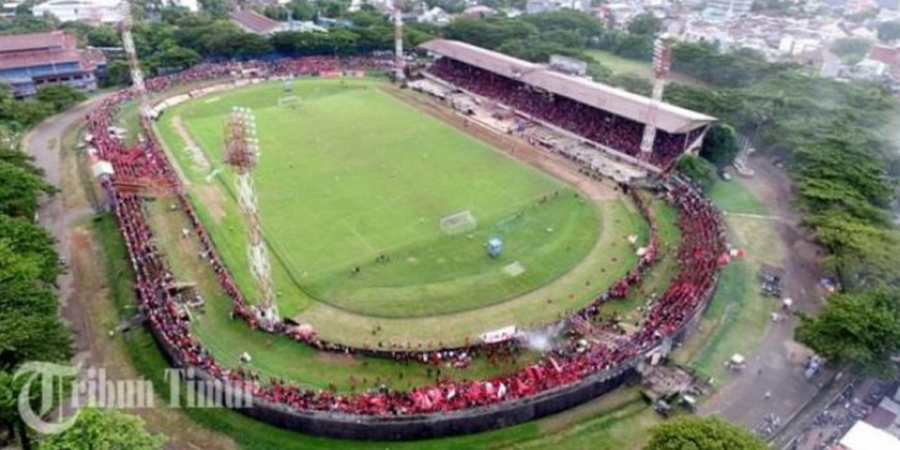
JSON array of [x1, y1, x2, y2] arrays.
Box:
[[418, 39, 715, 172], [83, 45, 729, 440]]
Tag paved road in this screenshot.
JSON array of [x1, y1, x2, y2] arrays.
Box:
[[700, 155, 827, 439], [22, 96, 106, 363]]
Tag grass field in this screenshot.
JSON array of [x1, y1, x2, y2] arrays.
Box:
[[157, 79, 602, 319], [673, 180, 783, 383], [587, 50, 709, 89]]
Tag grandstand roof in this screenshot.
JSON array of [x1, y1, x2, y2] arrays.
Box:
[[0, 31, 101, 73], [230, 10, 282, 35], [419, 39, 716, 134]]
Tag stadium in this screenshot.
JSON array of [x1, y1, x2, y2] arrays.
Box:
[[83, 38, 728, 440]]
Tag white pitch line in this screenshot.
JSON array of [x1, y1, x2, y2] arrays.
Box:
[[341, 219, 377, 253]]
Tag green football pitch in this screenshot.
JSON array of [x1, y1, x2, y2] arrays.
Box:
[[156, 78, 604, 319]]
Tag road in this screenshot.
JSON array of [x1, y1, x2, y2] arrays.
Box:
[[23, 96, 106, 363], [700, 154, 828, 440]]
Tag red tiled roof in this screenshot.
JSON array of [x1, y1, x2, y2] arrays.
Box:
[[869, 45, 900, 66], [0, 31, 102, 73], [230, 10, 280, 34], [0, 31, 65, 54]]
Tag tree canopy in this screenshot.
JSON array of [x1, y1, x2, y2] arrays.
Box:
[[830, 38, 873, 64], [797, 289, 900, 378], [37, 409, 165, 450], [878, 21, 900, 42], [627, 13, 662, 36], [676, 155, 718, 191], [645, 416, 767, 450]]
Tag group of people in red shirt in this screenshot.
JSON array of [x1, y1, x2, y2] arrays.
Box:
[[427, 58, 705, 169]]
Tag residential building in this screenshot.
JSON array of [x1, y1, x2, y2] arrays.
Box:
[[0, 31, 105, 97], [32, 0, 124, 24], [706, 0, 753, 17], [526, 0, 591, 14], [418, 7, 451, 25]]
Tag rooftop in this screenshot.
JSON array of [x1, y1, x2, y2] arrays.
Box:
[[0, 31, 101, 73], [419, 39, 715, 133], [0, 31, 65, 54], [839, 421, 900, 450], [230, 10, 281, 35]]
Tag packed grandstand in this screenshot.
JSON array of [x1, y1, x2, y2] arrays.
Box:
[[83, 44, 728, 436]]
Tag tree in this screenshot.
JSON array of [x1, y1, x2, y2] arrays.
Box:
[[156, 45, 202, 71], [700, 124, 740, 168], [100, 60, 132, 87], [0, 215, 61, 284], [35, 86, 85, 113], [198, 0, 231, 19], [86, 26, 121, 48], [796, 288, 900, 377], [645, 416, 767, 450], [0, 160, 56, 219], [444, 18, 539, 50], [878, 21, 900, 42], [38, 408, 165, 450], [675, 155, 718, 191], [830, 38, 873, 64], [627, 13, 661, 36], [288, 0, 315, 21]]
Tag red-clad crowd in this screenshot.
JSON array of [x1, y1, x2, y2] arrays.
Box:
[[427, 57, 697, 169], [85, 55, 727, 417]]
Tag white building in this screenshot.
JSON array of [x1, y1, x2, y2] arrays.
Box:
[[163, 0, 198, 12], [1, 0, 23, 17], [32, 0, 124, 24], [526, 0, 591, 14], [706, 0, 753, 17], [840, 421, 900, 450], [418, 7, 451, 25]]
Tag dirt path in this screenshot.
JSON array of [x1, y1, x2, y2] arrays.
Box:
[[699, 155, 827, 437], [24, 99, 237, 450], [171, 115, 210, 170]]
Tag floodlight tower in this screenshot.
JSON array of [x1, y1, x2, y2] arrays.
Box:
[[393, 0, 405, 82], [118, 2, 152, 119], [638, 34, 673, 164], [224, 107, 279, 326]]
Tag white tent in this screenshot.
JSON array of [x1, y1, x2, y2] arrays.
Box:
[[841, 421, 900, 450]]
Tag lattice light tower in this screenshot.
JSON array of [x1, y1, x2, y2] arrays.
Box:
[[118, 2, 152, 119], [224, 107, 279, 324], [638, 35, 673, 163], [393, 0, 405, 82]]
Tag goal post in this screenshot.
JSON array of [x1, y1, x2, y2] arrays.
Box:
[[277, 96, 301, 108], [440, 210, 477, 235]]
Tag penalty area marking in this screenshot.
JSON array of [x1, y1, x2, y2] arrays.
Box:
[[341, 219, 377, 253]]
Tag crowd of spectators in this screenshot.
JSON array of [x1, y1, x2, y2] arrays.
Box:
[[427, 58, 698, 169], [84, 55, 727, 417]]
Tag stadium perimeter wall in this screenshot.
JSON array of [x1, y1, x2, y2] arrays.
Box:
[[149, 321, 637, 440], [146, 277, 720, 441]]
